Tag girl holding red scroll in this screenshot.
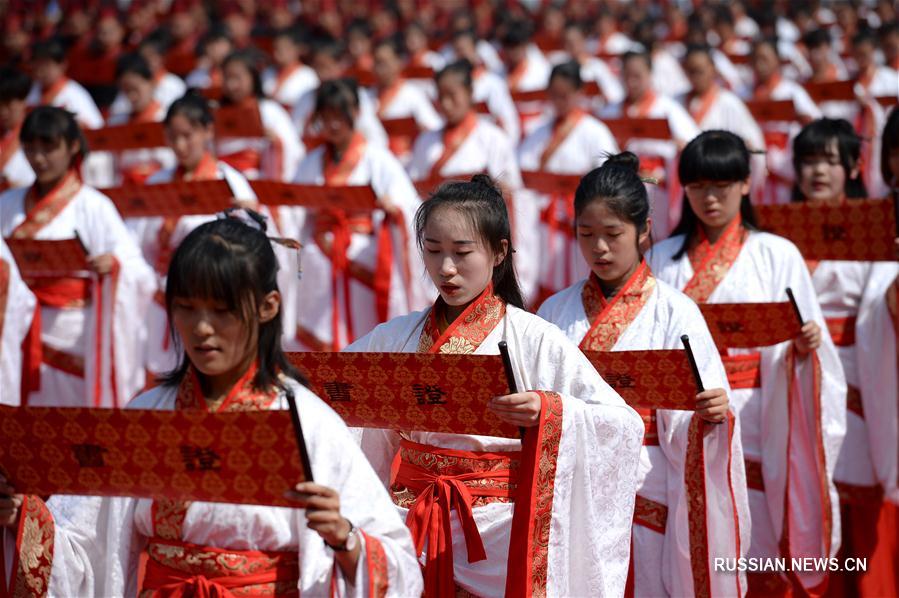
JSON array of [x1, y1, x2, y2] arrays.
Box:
[[0, 106, 155, 408], [0, 213, 423, 596], [791, 118, 899, 598], [346, 175, 644, 597], [648, 130, 846, 597], [537, 152, 750, 597], [292, 78, 425, 351]]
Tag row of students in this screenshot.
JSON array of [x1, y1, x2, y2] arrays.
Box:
[[1, 114, 897, 594]]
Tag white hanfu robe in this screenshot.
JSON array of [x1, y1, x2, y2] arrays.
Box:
[[0, 237, 37, 406], [648, 226, 846, 593], [262, 63, 319, 109], [600, 94, 701, 238], [811, 260, 899, 502], [0, 125, 34, 191], [291, 133, 427, 351], [408, 113, 538, 304], [501, 45, 552, 136], [578, 57, 626, 108], [216, 98, 304, 182], [367, 79, 443, 162], [538, 265, 750, 597], [107, 70, 187, 119], [4, 374, 422, 597], [0, 173, 156, 408], [345, 291, 644, 597], [291, 88, 389, 148], [472, 67, 521, 142], [517, 110, 619, 305]]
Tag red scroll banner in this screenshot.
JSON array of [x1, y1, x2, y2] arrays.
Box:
[[755, 198, 897, 261], [6, 238, 90, 278], [83, 122, 167, 152], [102, 179, 235, 218], [288, 351, 519, 438], [412, 172, 484, 198], [0, 405, 309, 506], [582, 349, 698, 409], [520, 171, 581, 195], [251, 182, 378, 211], [699, 302, 802, 351]]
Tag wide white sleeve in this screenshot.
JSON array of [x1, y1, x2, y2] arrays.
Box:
[[411, 87, 444, 131], [666, 101, 702, 146], [792, 86, 823, 120], [0, 240, 37, 406], [262, 101, 305, 181], [485, 79, 521, 142], [855, 263, 899, 503]]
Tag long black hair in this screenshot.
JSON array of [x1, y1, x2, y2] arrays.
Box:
[[161, 212, 302, 392], [20, 106, 89, 164], [222, 49, 266, 101], [574, 151, 650, 237], [165, 91, 215, 127], [671, 130, 759, 259], [415, 174, 525, 309], [791, 117, 867, 201]]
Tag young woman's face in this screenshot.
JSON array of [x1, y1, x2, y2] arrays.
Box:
[[223, 61, 254, 103], [684, 179, 750, 230], [576, 201, 648, 286], [317, 106, 357, 149], [23, 137, 78, 185], [797, 140, 854, 203], [165, 114, 213, 170], [548, 76, 579, 118], [118, 72, 154, 113], [0, 99, 26, 132], [171, 296, 256, 380], [437, 74, 473, 125], [622, 57, 652, 100], [422, 207, 505, 308]]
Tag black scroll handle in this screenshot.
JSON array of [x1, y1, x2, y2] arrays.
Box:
[[285, 388, 315, 483], [681, 334, 719, 425], [785, 287, 805, 326], [498, 341, 526, 439]]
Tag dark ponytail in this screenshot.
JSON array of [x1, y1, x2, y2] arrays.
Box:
[[20, 106, 89, 164], [574, 151, 650, 236], [415, 174, 525, 309], [671, 130, 758, 259], [161, 211, 304, 392]]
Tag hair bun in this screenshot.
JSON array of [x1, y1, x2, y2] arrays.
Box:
[[603, 151, 641, 174]]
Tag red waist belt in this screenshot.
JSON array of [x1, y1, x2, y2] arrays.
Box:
[[141, 537, 300, 597], [28, 277, 91, 309], [722, 353, 762, 389], [826, 316, 857, 347], [637, 408, 659, 446], [633, 494, 668, 534], [393, 438, 519, 598]]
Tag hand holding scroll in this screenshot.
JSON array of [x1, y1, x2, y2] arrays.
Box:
[[0, 474, 22, 528], [793, 321, 822, 355], [488, 391, 542, 427], [695, 389, 729, 424]]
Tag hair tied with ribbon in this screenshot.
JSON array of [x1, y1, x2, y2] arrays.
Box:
[[218, 207, 305, 279], [269, 236, 305, 280]]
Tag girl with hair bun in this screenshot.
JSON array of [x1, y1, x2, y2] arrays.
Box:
[[519, 60, 619, 306], [792, 118, 899, 597], [346, 174, 643, 597], [0, 213, 423, 596], [290, 78, 426, 352], [538, 151, 749, 597], [0, 106, 155, 407], [648, 130, 846, 596]]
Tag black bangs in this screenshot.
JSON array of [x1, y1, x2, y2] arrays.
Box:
[[791, 118, 866, 200], [678, 130, 750, 185], [20, 106, 88, 158]]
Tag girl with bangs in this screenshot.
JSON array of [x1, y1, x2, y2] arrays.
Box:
[[345, 175, 644, 597], [648, 130, 846, 596], [791, 118, 899, 597], [0, 213, 423, 596], [0, 106, 155, 407], [537, 152, 749, 597]]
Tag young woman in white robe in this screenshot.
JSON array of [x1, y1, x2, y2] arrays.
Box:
[[0, 215, 422, 597], [599, 51, 702, 239], [105, 53, 176, 186], [408, 61, 538, 304], [0, 237, 36, 406], [791, 119, 899, 597], [0, 107, 156, 408], [292, 79, 426, 352], [346, 176, 644, 597], [518, 62, 619, 307], [538, 153, 750, 597], [0, 68, 35, 191], [261, 28, 319, 110], [216, 51, 304, 183], [647, 131, 846, 597]]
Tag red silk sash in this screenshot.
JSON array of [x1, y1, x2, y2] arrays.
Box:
[[579, 261, 655, 351], [5, 495, 55, 598], [428, 111, 478, 180], [722, 353, 762, 389], [826, 316, 857, 347]]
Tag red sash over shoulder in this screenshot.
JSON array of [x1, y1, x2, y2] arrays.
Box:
[[3, 496, 55, 598]]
